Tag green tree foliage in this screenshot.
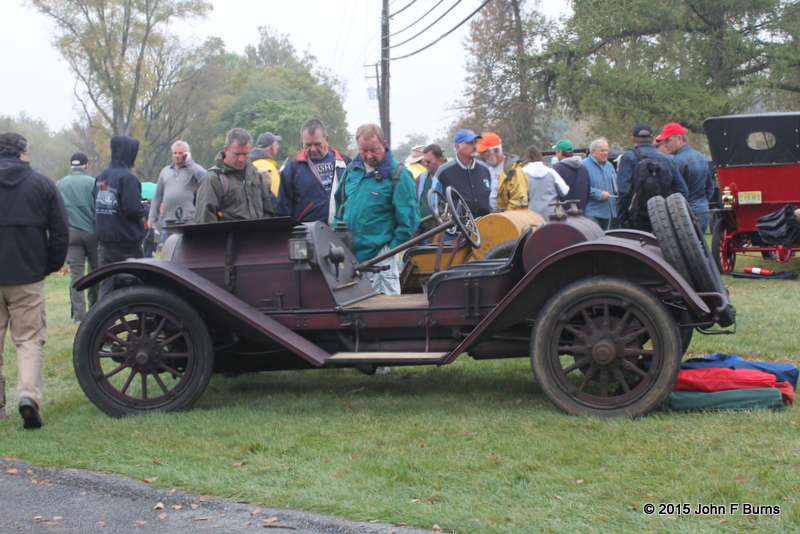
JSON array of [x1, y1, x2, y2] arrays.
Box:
[[533, 0, 800, 143], [0, 113, 78, 180], [29, 0, 222, 180], [393, 133, 429, 164], [460, 0, 556, 154], [187, 27, 351, 167]]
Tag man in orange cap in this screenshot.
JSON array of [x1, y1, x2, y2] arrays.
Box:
[[656, 122, 714, 233], [477, 132, 527, 210]]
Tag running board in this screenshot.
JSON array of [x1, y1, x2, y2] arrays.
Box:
[[327, 352, 449, 365]]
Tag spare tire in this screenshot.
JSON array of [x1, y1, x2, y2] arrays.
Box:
[[483, 239, 516, 260], [666, 194, 735, 327], [647, 196, 692, 282]]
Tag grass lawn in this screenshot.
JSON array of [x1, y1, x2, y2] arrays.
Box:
[[1, 256, 799, 534]]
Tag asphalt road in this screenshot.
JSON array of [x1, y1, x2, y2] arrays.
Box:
[[0, 459, 437, 534]]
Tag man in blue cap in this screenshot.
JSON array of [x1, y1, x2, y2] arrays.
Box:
[[432, 129, 491, 217]]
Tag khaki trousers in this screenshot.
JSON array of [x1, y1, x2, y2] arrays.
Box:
[[0, 280, 47, 410]]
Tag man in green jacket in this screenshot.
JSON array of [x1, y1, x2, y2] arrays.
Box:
[[334, 124, 420, 295], [56, 153, 97, 322], [195, 128, 274, 223]]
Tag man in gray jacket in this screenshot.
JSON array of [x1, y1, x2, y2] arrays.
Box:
[[195, 129, 274, 223], [147, 140, 205, 227]]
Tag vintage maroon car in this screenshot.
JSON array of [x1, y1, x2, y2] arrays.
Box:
[[73, 190, 734, 418]]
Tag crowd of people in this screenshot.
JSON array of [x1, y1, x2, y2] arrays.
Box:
[[0, 117, 712, 429]]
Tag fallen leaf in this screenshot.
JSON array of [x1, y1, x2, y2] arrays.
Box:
[[555, 496, 562, 500], [53, 516, 62, 520], [717, 519, 728, 524], [154, 461, 164, 465], [352, 454, 360, 460], [190, 504, 199, 510], [134, 520, 147, 525], [346, 387, 364, 395], [168, 488, 176, 494], [426, 498, 437, 504], [44, 522, 59, 526], [158, 513, 167, 520], [433, 525, 443, 532], [370, 519, 379, 523], [31, 479, 46, 485], [488, 453, 499, 461], [154, 502, 164, 510], [347, 404, 353, 409], [5, 469, 18, 475], [664, 426, 671, 432], [735, 474, 745, 484], [171, 505, 182, 510], [242, 522, 253, 526], [262, 517, 278, 523], [96, 521, 106, 526], [576, 479, 584, 484], [250, 507, 262, 516], [231, 461, 245, 467], [199, 497, 207, 502], [411, 499, 421, 502], [194, 516, 212, 521], [463, 432, 477, 436], [332, 470, 339, 477], [27, 470, 34, 475], [597, 466, 607, 472], [416, 442, 426, 447], [143, 477, 159, 483]]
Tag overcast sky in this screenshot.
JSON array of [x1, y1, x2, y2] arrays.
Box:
[[2, 0, 568, 147]]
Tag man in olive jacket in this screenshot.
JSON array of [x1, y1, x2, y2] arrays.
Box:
[[195, 128, 274, 223]]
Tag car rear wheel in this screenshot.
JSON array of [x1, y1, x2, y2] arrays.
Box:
[[482, 239, 516, 260], [711, 218, 736, 273], [74, 286, 214, 417], [531, 276, 681, 417]]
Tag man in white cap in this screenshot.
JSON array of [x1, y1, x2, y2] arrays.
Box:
[[404, 145, 426, 183]]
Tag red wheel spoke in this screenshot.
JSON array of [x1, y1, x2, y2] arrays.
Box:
[[103, 363, 129, 380], [562, 356, 591, 373], [153, 373, 170, 395], [158, 332, 184, 347], [612, 368, 631, 393], [159, 363, 185, 379], [120, 368, 136, 395]]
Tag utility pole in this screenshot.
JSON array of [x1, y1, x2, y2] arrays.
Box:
[[381, 0, 391, 145]]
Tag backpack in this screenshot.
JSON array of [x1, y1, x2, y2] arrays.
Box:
[[336, 162, 405, 219], [627, 147, 672, 222]]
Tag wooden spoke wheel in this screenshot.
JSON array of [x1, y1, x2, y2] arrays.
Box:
[[74, 287, 214, 417]]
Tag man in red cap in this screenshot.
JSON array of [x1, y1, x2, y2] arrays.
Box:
[[616, 122, 688, 231], [477, 132, 527, 210], [656, 122, 714, 234]]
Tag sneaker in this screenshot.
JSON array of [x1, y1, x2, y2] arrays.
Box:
[[18, 398, 42, 429]]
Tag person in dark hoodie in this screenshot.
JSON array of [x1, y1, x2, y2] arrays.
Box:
[[552, 140, 590, 213], [93, 135, 149, 300], [0, 132, 69, 429]]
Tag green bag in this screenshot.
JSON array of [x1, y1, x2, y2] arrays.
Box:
[[663, 388, 783, 412]]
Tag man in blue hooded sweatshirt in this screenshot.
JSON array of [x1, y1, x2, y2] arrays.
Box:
[[93, 135, 149, 299]]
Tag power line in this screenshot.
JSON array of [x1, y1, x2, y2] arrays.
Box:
[[389, 0, 446, 37], [388, 0, 418, 18], [390, 0, 493, 60], [389, 0, 464, 49]]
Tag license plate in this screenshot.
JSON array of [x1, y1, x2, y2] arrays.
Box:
[[738, 191, 762, 205]]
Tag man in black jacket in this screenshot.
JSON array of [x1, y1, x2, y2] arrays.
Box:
[[0, 132, 69, 429], [93, 135, 149, 299]]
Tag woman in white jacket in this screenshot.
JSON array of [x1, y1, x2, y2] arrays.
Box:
[[521, 146, 570, 219]]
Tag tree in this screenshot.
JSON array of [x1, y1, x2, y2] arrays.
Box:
[[30, 0, 220, 179], [0, 113, 81, 179], [459, 0, 556, 154], [530, 0, 800, 143]]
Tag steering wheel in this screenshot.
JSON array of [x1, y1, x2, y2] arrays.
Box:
[[427, 188, 450, 226], [445, 187, 481, 248]]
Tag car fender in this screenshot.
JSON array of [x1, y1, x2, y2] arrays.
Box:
[[75, 259, 329, 366], [444, 237, 711, 363]]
